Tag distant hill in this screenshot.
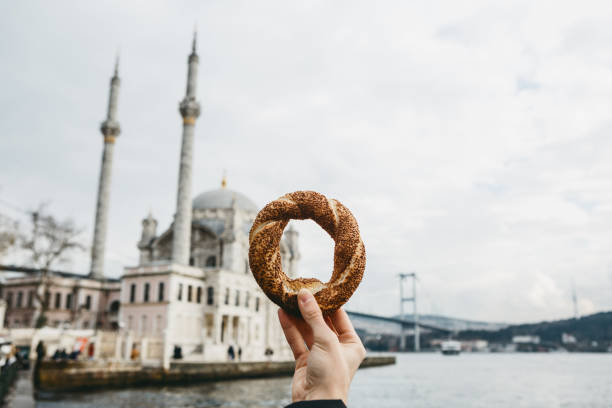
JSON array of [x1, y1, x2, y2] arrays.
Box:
[[395, 313, 508, 332], [457, 311, 612, 346]]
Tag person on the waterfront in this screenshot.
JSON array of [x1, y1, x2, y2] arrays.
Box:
[[227, 345, 235, 361], [238, 346, 242, 361], [280, 289, 366, 408], [35, 341, 45, 362], [34, 340, 46, 388], [130, 345, 140, 361]]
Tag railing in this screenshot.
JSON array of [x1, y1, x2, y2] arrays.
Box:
[[0, 361, 18, 404]]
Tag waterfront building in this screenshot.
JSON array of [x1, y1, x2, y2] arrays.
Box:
[[0, 266, 120, 330], [120, 33, 299, 365], [0, 33, 300, 365]]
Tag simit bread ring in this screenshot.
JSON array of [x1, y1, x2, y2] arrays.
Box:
[[248, 191, 366, 316]]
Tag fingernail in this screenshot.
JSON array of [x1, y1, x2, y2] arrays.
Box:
[[298, 288, 312, 305]]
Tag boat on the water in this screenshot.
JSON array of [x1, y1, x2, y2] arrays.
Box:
[[441, 340, 461, 355]]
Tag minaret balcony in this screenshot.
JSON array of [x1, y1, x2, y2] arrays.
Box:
[[100, 119, 121, 137], [179, 99, 201, 119]]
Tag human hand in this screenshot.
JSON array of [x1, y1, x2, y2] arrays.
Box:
[[278, 288, 366, 404]]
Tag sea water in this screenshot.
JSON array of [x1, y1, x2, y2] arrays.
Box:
[[37, 353, 612, 408]]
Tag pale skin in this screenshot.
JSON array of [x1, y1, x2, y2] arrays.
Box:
[[278, 288, 367, 404]]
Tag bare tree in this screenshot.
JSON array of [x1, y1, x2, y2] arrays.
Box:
[[20, 204, 84, 328], [0, 214, 18, 260]]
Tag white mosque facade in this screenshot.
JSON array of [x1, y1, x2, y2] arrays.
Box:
[[122, 186, 300, 364]]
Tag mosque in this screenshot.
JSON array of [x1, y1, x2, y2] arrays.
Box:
[[0, 33, 300, 365]]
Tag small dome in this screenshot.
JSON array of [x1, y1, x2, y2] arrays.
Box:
[[192, 188, 258, 213]]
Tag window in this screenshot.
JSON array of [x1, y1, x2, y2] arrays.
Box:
[[44, 292, 50, 308], [144, 283, 150, 302], [66, 293, 73, 309], [130, 284, 136, 303], [188, 285, 193, 302], [255, 297, 260, 312], [83, 321, 89, 329], [245, 260, 249, 274], [16, 291, 23, 308], [224, 288, 229, 305], [6, 292, 12, 308], [110, 300, 120, 312], [207, 287, 214, 306], [158, 282, 165, 302], [27, 291, 34, 308], [85, 295, 92, 310], [55, 292, 61, 309], [189, 256, 195, 266], [178, 283, 183, 301], [245, 292, 250, 308], [196, 286, 202, 304], [235, 290, 240, 306], [205, 256, 216, 267]]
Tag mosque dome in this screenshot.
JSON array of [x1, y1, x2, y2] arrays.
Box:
[[192, 187, 258, 213]]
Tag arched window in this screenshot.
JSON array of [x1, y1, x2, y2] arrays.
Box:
[[130, 284, 136, 303], [85, 295, 92, 310], [144, 283, 150, 302], [110, 300, 120, 312], [235, 290, 240, 306], [245, 292, 250, 308], [207, 287, 214, 305], [255, 297, 260, 312], [224, 288, 229, 305], [158, 282, 165, 302], [206, 256, 216, 267], [196, 286, 202, 304]]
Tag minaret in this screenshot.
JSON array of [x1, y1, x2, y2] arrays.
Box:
[[172, 32, 201, 265], [90, 58, 121, 278]]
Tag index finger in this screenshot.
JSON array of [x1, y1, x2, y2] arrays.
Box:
[[329, 308, 360, 343]]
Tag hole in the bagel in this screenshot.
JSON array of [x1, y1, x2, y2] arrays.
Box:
[[281, 219, 334, 284]]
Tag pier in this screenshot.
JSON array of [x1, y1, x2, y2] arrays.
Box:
[[35, 356, 396, 393]]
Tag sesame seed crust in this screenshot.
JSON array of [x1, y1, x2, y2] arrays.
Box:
[[248, 191, 366, 316]]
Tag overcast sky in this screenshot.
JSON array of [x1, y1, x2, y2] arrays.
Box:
[[1, 0, 612, 323]]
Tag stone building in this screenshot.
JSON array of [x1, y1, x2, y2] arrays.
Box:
[[120, 33, 300, 364], [1, 32, 301, 365], [0, 266, 120, 330], [122, 184, 300, 363]]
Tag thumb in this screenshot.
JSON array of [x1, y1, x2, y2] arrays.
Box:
[[298, 289, 333, 346]]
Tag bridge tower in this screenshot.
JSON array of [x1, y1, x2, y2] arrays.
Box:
[[399, 272, 419, 351]]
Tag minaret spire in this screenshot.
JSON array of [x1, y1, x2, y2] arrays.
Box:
[[114, 53, 119, 77], [172, 33, 202, 265], [192, 28, 197, 54], [90, 59, 121, 278]]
